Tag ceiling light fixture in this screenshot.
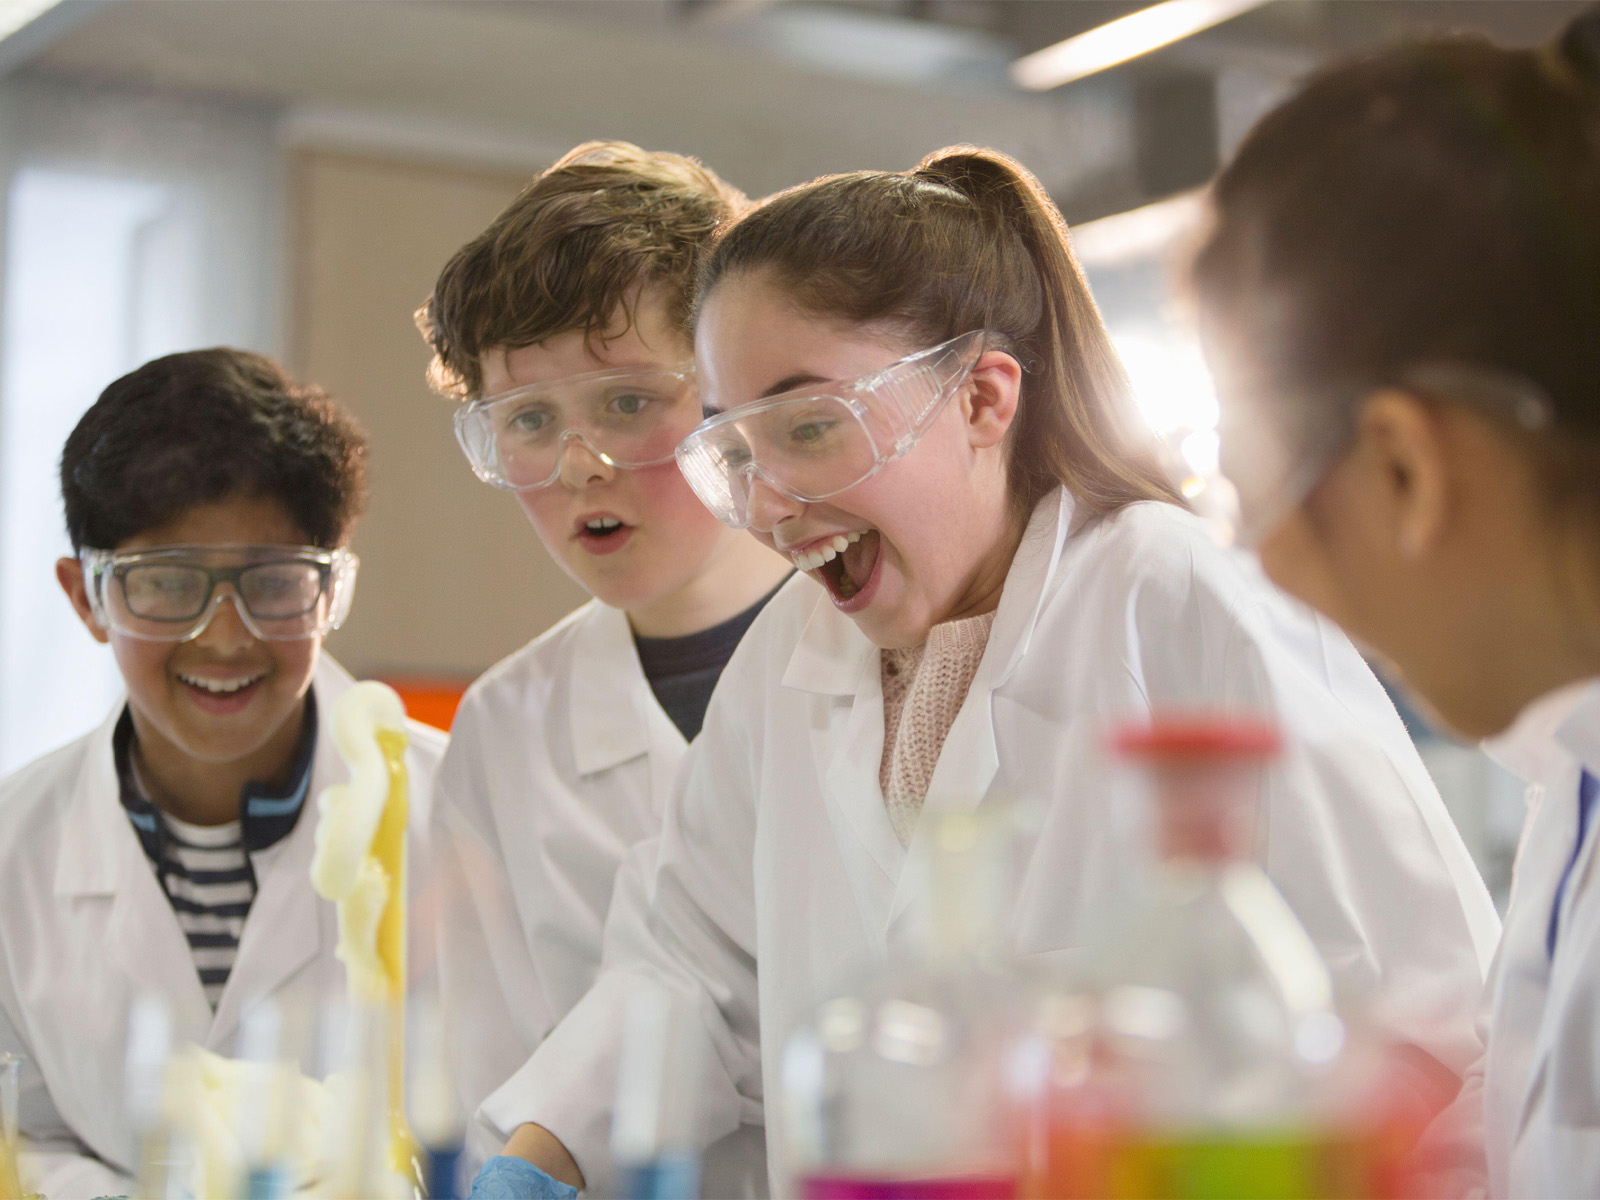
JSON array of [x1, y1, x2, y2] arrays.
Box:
[[1012, 0, 1276, 91]]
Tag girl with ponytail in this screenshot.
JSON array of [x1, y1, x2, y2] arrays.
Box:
[[477, 148, 1495, 1198], [1193, 7, 1600, 1195]]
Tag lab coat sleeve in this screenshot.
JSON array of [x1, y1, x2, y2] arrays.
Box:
[[478, 699, 761, 1193], [1222, 598, 1500, 1082], [428, 710, 558, 1163], [1, 994, 133, 1200]]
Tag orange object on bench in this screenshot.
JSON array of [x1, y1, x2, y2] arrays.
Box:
[[381, 677, 471, 732]]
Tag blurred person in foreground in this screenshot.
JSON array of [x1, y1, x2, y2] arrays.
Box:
[[1192, 7, 1600, 1195]]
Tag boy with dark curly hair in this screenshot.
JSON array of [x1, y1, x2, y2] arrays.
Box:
[[0, 348, 447, 1198]]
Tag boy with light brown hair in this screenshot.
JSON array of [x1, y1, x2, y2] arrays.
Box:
[[417, 142, 788, 1198]]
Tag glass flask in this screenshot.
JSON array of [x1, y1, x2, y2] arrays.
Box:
[[1017, 716, 1427, 1200], [780, 810, 1026, 1200], [610, 982, 705, 1200]]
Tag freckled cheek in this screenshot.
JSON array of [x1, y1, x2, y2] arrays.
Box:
[[637, 462, 713, 516], [514, 488, 574, 548]]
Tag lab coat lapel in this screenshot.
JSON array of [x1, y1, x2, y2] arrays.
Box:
[[208, 758, 329, 1050], [569, 602, 663, 775], [209, 656, 357, 1047], [1508, 683, 1600, 1144], [784, 592, 904, 947], [54, 707, 214, 1041], [886, 490, 1073, 938]]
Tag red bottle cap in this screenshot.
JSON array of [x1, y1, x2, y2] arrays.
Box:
[[1110, 715, 1281, 761]]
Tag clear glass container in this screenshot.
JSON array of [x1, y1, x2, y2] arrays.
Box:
[[779, 811, 1027, 1200], [1017, 717, 1421, 1200]]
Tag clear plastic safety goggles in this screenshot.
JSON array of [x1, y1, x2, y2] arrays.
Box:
[[81, 543, 359, 642], [453, 364, 702, 491], [1209, 361, 1556, 549], [674, 331, 988, 529]]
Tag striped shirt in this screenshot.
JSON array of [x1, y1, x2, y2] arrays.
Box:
[[114, 696, 317, 1010], [150, 811, 253, 1007]]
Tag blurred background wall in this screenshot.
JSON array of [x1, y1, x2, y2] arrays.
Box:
[[0, 0, 1586, 903]]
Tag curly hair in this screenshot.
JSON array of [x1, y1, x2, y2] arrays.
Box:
[[416, 140, 748, 400], [61, 348, 367, 551]]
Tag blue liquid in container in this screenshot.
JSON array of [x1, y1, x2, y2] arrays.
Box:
[[617, 1153, 701, 1200]]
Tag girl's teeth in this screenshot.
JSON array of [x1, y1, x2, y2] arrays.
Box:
[[586, 517, 622, 531], [794, 532, 866, 572]]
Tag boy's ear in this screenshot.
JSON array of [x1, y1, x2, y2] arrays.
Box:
[[56, 557, 110, 644], [964, 350, 1023, 450]]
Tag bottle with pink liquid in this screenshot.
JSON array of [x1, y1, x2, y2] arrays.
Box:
[[778, 810, 1026, 1200]]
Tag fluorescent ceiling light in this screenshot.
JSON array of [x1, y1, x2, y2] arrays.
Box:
[[0, 0, 61, 42], [1070, 190, 1205, 270], [1012, 0, 1275, 91]]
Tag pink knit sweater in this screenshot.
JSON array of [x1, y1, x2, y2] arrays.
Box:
[[879, 610, 997, 845]]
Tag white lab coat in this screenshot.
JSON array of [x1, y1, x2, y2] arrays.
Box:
[[1459, 676, 1600, 1197], [0, 654, 446, 1200], [432, 599, 766, 1193], [486, 489, 1502, 1194]]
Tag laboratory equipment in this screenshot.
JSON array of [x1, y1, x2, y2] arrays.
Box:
[[1, 1051, 25, 1199], [453, 364, 700, 491], [779, 810, 1025, 1199], [1016, 716, 1427, 1199], [611, 983, 705, 1200], [410, 997, 467, 1200], [79, 543, 357, 642], [676, 331, 986, 529]]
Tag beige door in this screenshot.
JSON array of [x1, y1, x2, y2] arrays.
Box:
[[291, 148, 589, 683]]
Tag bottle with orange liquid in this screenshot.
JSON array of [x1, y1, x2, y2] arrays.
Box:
[[1015, 717, 1438, 1200], [779, 811, 1027, 1200]]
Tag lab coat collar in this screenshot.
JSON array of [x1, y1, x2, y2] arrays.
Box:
[[1554, 680, 1600, 780], [781, 488, 1075, 698], [53, 704, 136, 899], [568, 601, 670, 775], [1484, 675, 1600, 784]]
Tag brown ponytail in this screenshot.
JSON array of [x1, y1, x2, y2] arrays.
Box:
[[694, 146, 1183, 521]]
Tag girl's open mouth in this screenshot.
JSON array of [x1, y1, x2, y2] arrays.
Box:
[[815, 530, 881, 608]]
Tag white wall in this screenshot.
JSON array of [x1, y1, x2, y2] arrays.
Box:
[[0, 72, 283, 774]]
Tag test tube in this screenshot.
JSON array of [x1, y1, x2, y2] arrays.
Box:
[[611, 984, 704, 1200], [1, 1051, 23, 1199], [408, 996, 465, 1199], [236, 1000, 293, 1200]]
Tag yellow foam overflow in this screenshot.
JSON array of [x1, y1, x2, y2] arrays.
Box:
[[310, 681, 415, 1189]]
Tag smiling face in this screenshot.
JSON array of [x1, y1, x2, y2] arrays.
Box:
[[481, 288, 751, 624], [694, 272, 1025, 649], [59, 492, 320, 774]]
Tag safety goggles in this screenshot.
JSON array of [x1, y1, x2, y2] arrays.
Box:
[[80, 543, 358, 642], [1212, 361, 1556, 549], [453, 364, 701, 491], [674, 331, 988, 529]]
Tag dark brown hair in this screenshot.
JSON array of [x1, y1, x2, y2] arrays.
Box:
[[694, 146, 1183, 521], [1192, 10, 1600, 464], [418, 141, 748, 399], [62, 348, 367, 551]]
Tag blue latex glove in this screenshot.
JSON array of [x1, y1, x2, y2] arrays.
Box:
[[470, 1155, 580, 1200]]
